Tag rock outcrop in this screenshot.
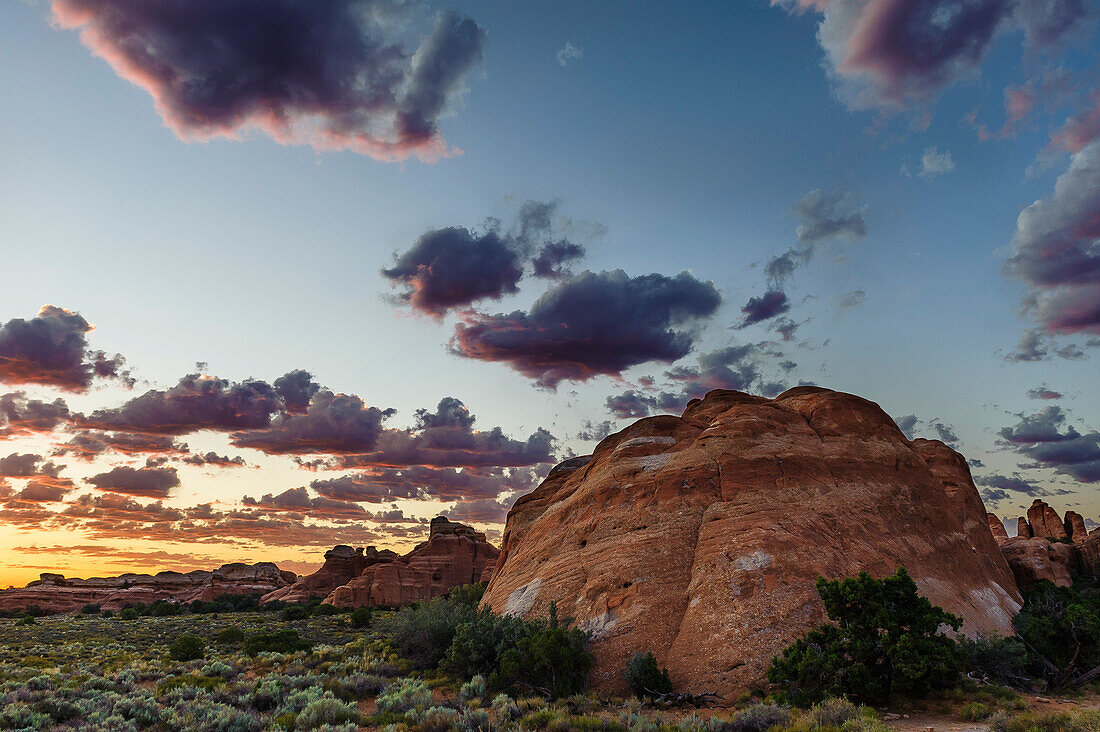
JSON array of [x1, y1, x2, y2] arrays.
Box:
[[481, 387, 1022, 696], [991, 500, 1099, 590], [0, 562, 295, 615], [262, 517, 499, 608]]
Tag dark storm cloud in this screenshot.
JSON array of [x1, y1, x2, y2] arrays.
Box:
[[451, 269, 722, 388], [0, 392, 70, 438], [273, 370, 323, 413], [1004, 142, 1100, 336], [979, 487, 1011, 503], [999, 407, 1100, 483], [231, 390, 393, 455], [0, 306, 129, 391], [242, 487, 366, 518], [382, 227, 525, 317], [1027, 385, 1064, 400], [55, 431, 188, 460], [738, 291, 791, 327], [311, 465, 538, 503], [0, 453, 62, 478], [531, 241, 586, 279], [81, 372, 285, 434], [606, 390, 661, 419], [86, 465, 181, 498], [383, 200, 591, 316], [999, 406, 1077, 444], [444, 496, 516, 523], [800, 0, 1091, 112], [976, 473, 1044, 496], [52, 0, 485, 161], [345, 420, 556, 469], [181, 452, 247, 468]]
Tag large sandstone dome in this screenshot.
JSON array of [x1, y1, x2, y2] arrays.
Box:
[[482, 386, 1021, 696]]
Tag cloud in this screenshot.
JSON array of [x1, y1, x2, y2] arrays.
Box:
[[1003, 328, 1089, 362], [793, 189, 867, 245], [230, 390, 394, 455], [1004, 141, 1100, 336], [999, 406, 1100, 483], [382, 200, 590, 316], [0, 453, 63, 478], [54, 431, 188, 460], [606, 390, 663, 419], [916, 146, 956, 179], [800, 0, 1090, 113], [85, 465, 180, 498], [273, 370, 323, 413], [451, 269, 721, 388], [0, 392, 70, 439], [0, 306, 129, 391], [837, 290, 867, 308], [181, 452, 247, 468], [52, 0, 485, 161], [382, 227, 525, 317], [556, 41, 583, 67], [80, 372, 286, 434], [738, 291, 791, 328], [1027, 384, 1064, 400], [895, 414, 919, 439], [576, 420, 614, 441], [241, 487, 366, 518], [311, 465, 539, 503], [894, 414, 959, 445]]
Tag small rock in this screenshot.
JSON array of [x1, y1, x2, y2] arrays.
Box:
[[884, 713, 901, 721]]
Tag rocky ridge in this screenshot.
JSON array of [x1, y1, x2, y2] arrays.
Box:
[[262, 516, 499, 608], [482, 386, 1022, 696], [990, 499, 1100, 590], [0, 562, 296, 614]]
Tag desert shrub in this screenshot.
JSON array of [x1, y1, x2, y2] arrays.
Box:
[[169, 634, 206, 662], [802, 697, 859, 727], [448, 583, 488, 606], [119, 607, 138, 621], [376, 678, 432, 714], [246, 629, 313, 655], [350, 607, 373, 629], [150, 599, 183, 616], [460, 674, 487, 702], [36, 696, 83, 723], [443, 608, 533, 679], [491, 693, 520, 721], [724, 702, 790, 732], [988, 710, 1100, 732], [498, 604, 593, 699], [295, 695, 361, 730], [768, 567, 962, 704], [102, 609, 114, 618], [411, 705, 461, 732], [380, 595, 477, 669], [1014, 581, 1100, 689], [625, 650, 672, 699], [959, 702, 993, 722], [216, 627, 247, 646], [0, 703, 51, 730], [81, 602, 101, 615], [312, 603, 342, 617], [16, 613, 36, 625], [460, 707, 492, 731], [202, 660, 236, 678], [282, 605, 311, 622], [960, 633, 1031, 688]]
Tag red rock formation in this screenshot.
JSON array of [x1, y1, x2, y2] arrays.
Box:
[[482, 387, 1022, 696], [325, 517, 499, 607], [988, 513, 1009, 542], [1028, 499, 1068, 540], [261, 546, 398, 604], [0, 563, 295, 615], [991, 500, 1100, 590]]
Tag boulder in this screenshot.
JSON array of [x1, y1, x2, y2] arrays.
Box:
[[325, 517, 500, 607], [0, 562, 296, 615], [481, 387, 1022, 696]]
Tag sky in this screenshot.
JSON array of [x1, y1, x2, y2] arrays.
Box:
[[0, 0, 1098, 588]]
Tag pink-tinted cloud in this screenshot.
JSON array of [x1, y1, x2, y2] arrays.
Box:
[[0, 306, 129, 392], [52, 0, 484, 162], [85, 465, 180, 499], [0, 392, 70, 439]]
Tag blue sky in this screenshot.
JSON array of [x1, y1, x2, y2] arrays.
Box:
[[0, 0, 1097, 585]]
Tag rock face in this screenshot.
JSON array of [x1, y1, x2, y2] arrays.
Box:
[[262, 517, 499, 608], [482, 387, 1022, 696], [991, 500, 1099, 590], [0, 562, 296, 615]]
